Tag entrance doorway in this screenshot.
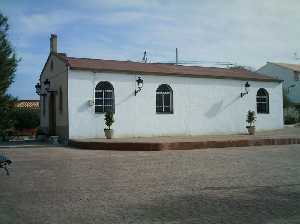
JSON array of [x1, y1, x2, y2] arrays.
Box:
[[48, 92, 56, 135]]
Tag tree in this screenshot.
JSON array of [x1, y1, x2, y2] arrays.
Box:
[[283, 88, 294, 108], [0, 13, 19, 139], [0, 95, 16, 137], [0, 13, 18, 95], [14, 109, 40, 130]]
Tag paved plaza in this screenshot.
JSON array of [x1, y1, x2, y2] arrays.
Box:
[[0, 144, 300, 223]]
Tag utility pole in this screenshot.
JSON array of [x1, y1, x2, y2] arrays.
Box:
[[176, 48, 178, 65], [294, 52, 300, 61], [142, 50, 147, 63]]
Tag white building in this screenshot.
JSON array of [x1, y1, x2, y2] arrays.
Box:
[[257, 62, 300, 105], [37, 35, 284, 140]]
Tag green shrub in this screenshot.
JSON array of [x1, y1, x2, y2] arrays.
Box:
[[283, 90, 294, 108], [104, 112, 114, 130], [14, 109, 40, 130], [284, 107, 300, 124], [0, 95, 17, 139], [246, 110, 256, 127]]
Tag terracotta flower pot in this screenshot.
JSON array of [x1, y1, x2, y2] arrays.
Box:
[[104, 129, 114, 139], [246, 126, 255, 135]]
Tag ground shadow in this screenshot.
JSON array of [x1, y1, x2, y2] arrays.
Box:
[[121, 184, 300, 224]]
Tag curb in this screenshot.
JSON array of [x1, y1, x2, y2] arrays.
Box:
[[69, 138, 300, 151]]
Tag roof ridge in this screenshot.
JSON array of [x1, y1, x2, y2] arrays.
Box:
[[272, 62, 300, 65], [66, 56, 132, 62], [66, 56, 252, 71], [270, 62, 300, 72], [63, 56, 281, 82]]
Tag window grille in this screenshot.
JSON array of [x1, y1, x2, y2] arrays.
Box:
[[156, 84, 173, 114], [95, 81, 115, 113], [256, 88, 269, 114]]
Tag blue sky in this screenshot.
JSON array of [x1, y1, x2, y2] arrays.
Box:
[[2, 0, 300, 99]]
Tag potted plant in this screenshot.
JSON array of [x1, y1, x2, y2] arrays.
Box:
[[104, 112, 114, 139], [246, 110, 256, 135]]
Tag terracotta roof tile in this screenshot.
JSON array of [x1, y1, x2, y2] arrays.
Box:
[[57, 54, 280, 82], [15, 100, 40, 109]]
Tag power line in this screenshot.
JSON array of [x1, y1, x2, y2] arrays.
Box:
[[150, 60, 236, 66]]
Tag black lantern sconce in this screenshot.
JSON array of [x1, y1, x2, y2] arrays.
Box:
[[134, 76, 144, 96], [35, 82, 47, 96], [35, 78, 56, 96], [44, 79, 57, 93], [44, 79, 51, 92], [240, 81, 250, 98], [35, 82, 41, 95]]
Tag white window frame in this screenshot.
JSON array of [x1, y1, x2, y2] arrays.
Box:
[[94, 82, 114, 113], [156, 84, 173, 114]]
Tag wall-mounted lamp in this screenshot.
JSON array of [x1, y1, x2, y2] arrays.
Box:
[[88, 100, 94, 106], [134, 76, 144, 96], [35, 79, 57, 95], [43, 79, 57, 93], [44, 79, 51, 91], [35, 82, 47, 96], [35, 83, 41, 95], [240, 81, 250, 98]]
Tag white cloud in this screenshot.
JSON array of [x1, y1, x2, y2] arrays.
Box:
[[10, 0, 300, 66], [4, 0, 300, 98], [73, 0, 163, 10], [19, 11, 78, 35]]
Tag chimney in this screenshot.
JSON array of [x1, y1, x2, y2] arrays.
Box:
[[50, 34, 57, 53]]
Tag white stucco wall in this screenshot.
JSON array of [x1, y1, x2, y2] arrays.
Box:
[[257, 63, 300, 104], [68, 70, 283, 139], [40, 54, 69, 137]]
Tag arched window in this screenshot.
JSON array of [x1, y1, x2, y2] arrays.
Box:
[[156, 84, 173, 114], [95, 81, 115, 113], [256, 88, 269, 114]]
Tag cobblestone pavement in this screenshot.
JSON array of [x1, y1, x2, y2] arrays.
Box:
[[76, 126, 300, 142], [1, 145, 300, 224]]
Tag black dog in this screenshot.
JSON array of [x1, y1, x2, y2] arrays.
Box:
[[0, 155, 12, 176]]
